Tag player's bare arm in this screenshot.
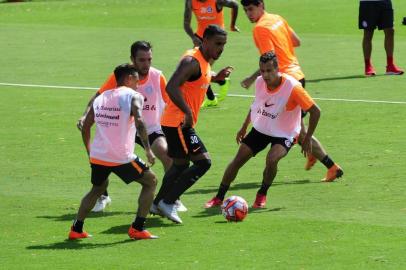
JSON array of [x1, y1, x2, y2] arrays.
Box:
[[132, 95, 156, 166], [289, 27, 301, 47], [241, 69, 260, 89], [236, 109, 251, 144], [301, 104, 320, 156], [217, 0, 240, 32], [166, 56, 200, 128], [184, 0, 202, 46], [81, 106, 95, 156], [212, 66, 234, 82], [77, 92, 99, 131]]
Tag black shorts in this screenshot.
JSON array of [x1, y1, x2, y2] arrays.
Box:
[[359, 1, 393, 30], [90, 156, 149, 186], [162, 126, 207, 159], [135, 130, 165, 148], [241, 127, 294, 156]]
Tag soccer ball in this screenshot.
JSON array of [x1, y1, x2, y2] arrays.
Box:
[[221, 195, 248, 222]]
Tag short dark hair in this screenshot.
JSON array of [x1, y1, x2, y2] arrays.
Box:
[[114, 63, 138, 85], [240, 0, 263, 7], [130, 40, 152, 58], [203, 24, 227, 39], [259, 51, 278, 68]]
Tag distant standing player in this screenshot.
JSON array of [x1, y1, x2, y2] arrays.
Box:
[[69, 64, 158, 240], [359, 0, 403, 76], [184, 0, 239, 106]]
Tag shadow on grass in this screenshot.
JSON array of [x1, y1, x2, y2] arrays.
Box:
[[306, 74, 383, 83], [186, 179, 315, 195], [101, 218, 176, 235], [37, 211, 135, 222], [192, 206, 284, 219], [26, 239, 134, 250]]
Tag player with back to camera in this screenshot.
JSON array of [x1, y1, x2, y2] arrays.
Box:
[[69, 64, 158, 240]]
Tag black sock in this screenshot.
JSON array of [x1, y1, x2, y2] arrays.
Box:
[[164, 159, 211, 204], [103, 190, 108, 197], [216, 183, 230, 201], [72, 219, 84, 233], [132, 216, 146, 231], [257, 182, 271, 196], [206, 86, 215, 100], [321, 155, 334, 169], [153, 164, 189, 205]]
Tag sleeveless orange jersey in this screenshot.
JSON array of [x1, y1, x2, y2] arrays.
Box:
[[192, 0, 224, 38], [254, 12, 305, 81], [161, 48, 211, 128]]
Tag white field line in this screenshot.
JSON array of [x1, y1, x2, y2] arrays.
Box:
[[1, 82, 406, 105]]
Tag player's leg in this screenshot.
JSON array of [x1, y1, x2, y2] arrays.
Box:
[[201, 85, 219, 107], [69, 164, 110, 239], [359, 1, 377, 75], [253, 142, 288, 208], [151, 135, 172, 172], [159, 128, 210, 223], [115, 159, 159, 239], [205, 143, 253, 208], [299, 117, 343, 182]]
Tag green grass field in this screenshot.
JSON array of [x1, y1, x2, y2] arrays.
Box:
[[1, 0, 406, 269]]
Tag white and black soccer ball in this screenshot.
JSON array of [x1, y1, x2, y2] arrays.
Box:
[[221, 195, 248, 222]]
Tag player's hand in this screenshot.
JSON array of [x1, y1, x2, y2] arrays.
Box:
[[214, 66, 234, 82], [182, 112, 193, 129], [240, 76, 255, 89], [192, 36, 202, 47], [236, 126, 247, 144], [145, 149, 156, 166], [230, 25, 240, 32], [77, 116, 85, 131], [300, 135, 312, 157]]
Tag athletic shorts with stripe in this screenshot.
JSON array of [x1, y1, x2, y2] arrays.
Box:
[[162, 126, 207, 159], [90, 156, 149, 186], [358, 1, 393, 30], [135, 130, 165, 148], [241, 127, 294, 156]]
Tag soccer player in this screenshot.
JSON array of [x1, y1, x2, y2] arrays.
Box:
[[359, 0, 403, 76], [184, 0, 239, 106], [154, 24, 233, 223], [77, 41, 187, 213], [69, 64, 158, 240], [205, 52, 320, 209], [238, 0, 343, 182]]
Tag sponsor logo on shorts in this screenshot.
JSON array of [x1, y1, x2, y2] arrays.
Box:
[[285, 140, 292, 148], [362, 21, 368, 28]]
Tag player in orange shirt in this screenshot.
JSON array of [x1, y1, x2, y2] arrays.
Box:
[[205, 52, 321, 209], [184, 0, 239, 107], [239, 0, 343, 183], [154, 25, 233, 223]]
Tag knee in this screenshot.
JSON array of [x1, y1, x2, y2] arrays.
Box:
[[194, 159, 211, 176], [143, 171, 158, 189], [266, 157, 280, 167]]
